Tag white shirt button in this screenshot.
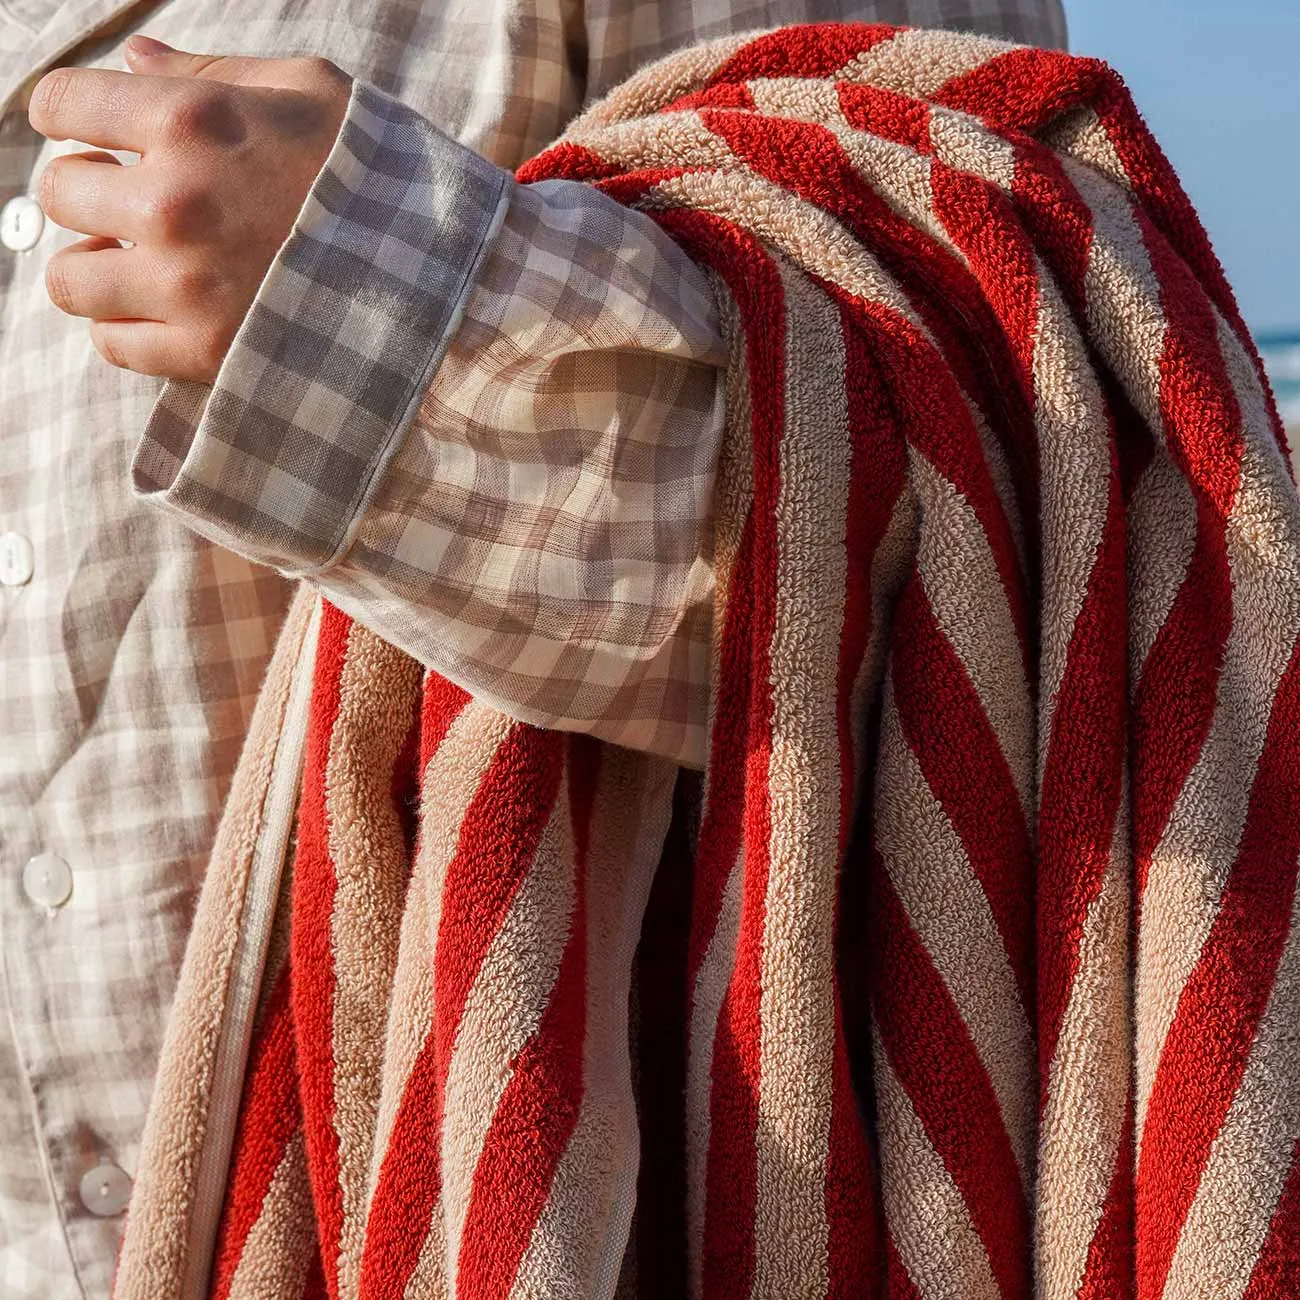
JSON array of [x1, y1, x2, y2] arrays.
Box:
[[0, 532, 34, 585], [78, 1162, 132, 1217], [22, 853, 73, 909], [0, 194, 44, 252]]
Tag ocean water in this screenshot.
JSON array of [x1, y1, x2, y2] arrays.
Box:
[[1258, 331, 1300, 427]]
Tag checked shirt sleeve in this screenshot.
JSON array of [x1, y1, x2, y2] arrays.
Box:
[[133, 79, 727, 768]]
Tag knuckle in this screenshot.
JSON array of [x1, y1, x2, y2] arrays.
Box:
[[166, 86, 246, 148], [143, 182, 211, 241], [161, 258, 216, 307]]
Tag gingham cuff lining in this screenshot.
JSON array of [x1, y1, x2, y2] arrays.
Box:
[[133, 78, 511, 574]]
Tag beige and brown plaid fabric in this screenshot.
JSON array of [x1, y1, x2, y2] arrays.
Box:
[[0, 0, 1066, 1296]]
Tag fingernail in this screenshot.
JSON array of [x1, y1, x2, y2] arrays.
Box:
[[126, 34, 175, 56]]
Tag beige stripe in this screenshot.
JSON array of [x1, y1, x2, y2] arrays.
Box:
[[1036, 796, 1132, 1300], [441, 769, 577, 1289], [685, 848, 745, 1300], [326, 624, 424, 1300], [1040, 106, 1131, 191], [564, 107, 735, 169], [112, 586, 318, 1300], [578, 32, 754, 127], [225, 1132, 317, 1300], [911, 450, 1033, 814], [651, 170, 927, 338], [1127, 455, 1199, 673], [928, 105, 1019, 192], [1162, 846, 1300, 1300], [1132, 304, 1300, 1141], [839, 28, 1014, 99], [1030, 255, 1115, 772], [874, 1029, 1000, 1300], [750, 263, 847, 1299], [831, 127, 951, 245], [1055, 166, 1292, 1137], [367, 701, 516, 1299], [509, 750, 678, 1300], [874, 696, 1036, 1185], [746, 76, 847, 126]]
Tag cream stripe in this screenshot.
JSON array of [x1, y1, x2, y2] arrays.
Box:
[[225, 1133, 317, 1300], [1162, 846, 1300, 1300], [751, 264, 847, 1298], [685, 849, 744, 1300], [509, 750, 677, 1300], [1029, 251, 1113, 769], [577, 33, 755, 128], [874, 1029, 1000, 1300], [1040, 106, 1131, 191], [1127, 455, 1200, 673], [875, 698, 1036, 1185], [326, 625, 424, 1300], [1055, 165, 1300, 1137], [911, 451, 1033, 814], [368, 701, 517, 1299], [928, 105, 1019, 192], [1036, 795, 1132, 1300], [442, 769, 577, 1290], [840, 28, 1014, 98], [650, 170, 928, 338], [746, 77, 847, 126], [1134, 316, 1300, 1139]]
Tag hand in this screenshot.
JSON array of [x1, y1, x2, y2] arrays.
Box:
[[28, 37, 352, 382]]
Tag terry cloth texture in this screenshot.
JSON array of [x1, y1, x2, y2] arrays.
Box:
[[113, 22, 1300, 1300]]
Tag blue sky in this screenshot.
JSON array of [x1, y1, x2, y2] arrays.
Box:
[[1066, 0, 1300, 333]]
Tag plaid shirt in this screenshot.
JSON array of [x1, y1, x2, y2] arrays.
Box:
[[0, 0, 1066, 1295]]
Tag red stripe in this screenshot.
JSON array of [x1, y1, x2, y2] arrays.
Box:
[[1035, 464, 1127, 1077], [358, 722, 566, 1298], [889, 579, 1035, 1015], [1132, 205, 1242, 894], [871, 851, 1032, 1300], [289, 602, 353, 1299], [934, 42, 1289, 464], [642, 210, 787, 1300], [1137, 639, 1300, 1298], [706, 22, 899, 84], [211, 969, 300, 1300], [1077, 1085, 1136, 1300], [837, 308, 907, 836], [1242, 1139, 1300, 1300], [455, 739, 599, 1298], [705, 106, 1041, 549]]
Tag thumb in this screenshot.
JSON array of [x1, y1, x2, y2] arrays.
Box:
[[123, 35, 262, 85]]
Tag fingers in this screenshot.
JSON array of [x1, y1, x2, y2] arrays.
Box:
[[40, 149, 221, 244], [90, 318, 227, 383], [45, 237, 161, 322], [28, 66, 246, 154]]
